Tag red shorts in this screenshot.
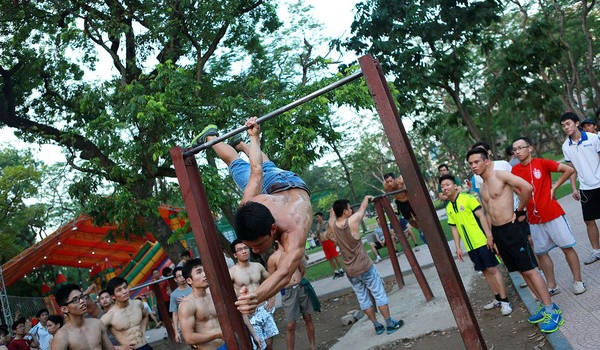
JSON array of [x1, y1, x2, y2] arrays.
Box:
[[321, 239, 339, 260]]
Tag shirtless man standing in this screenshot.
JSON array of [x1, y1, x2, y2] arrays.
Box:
[[194, 117, 312, 314], [268, 242, 316, 350], [52, 283, 113, 350], [101, 277, 151, 350], [229, 239, 279, 350], [178, 258, 225, 350], [466, 147, 564, 333]]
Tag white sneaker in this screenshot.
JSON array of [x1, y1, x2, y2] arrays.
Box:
[[573, 281, 586, 295], [375, 256, 382, 263], [583, 251, 600, 265], [483, 300, 500, 310], [548, 287, 561, 296], [500, 301, 512, 316]]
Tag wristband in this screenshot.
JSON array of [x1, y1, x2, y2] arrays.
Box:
[[514, 209, 527, 217]]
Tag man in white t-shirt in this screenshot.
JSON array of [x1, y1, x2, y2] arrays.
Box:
[[560, 112, 600, 265], [29, 308, 52, 350]]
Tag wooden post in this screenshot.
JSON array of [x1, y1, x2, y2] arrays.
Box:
[[170, 146, 252, 350], [359, 54, 486, 350]]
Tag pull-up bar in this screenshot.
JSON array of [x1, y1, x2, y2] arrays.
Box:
[[371, 189, 407, 201], [184, 70, 364, 156]]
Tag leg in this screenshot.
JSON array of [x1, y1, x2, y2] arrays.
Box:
[[333, 256, 343, 270], [377, 304, 392, 319], [265, 338, 273, 350], [369, 243, 379, 259], [327, 259, 337, 274], [482, 267, 506, 298], [363, 306, 378, 322], [536, 253, 556, 289], [585, 220, 600, 250], [206, 135, 240, 165], [302, 313, 315, 350], [286, 321, 296, 350], [521, 269, 551, 305], [562, 247, 582, 282], [406, 229, 418, 247]]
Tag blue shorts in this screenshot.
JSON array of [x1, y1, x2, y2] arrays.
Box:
[[347, 265, 389, 310], [229, 159, 309, 195], [467, 245, 499, 271], [250, 304, 279, 350]]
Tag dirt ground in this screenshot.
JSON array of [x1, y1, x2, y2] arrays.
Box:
[[271, 272, 553, 350]]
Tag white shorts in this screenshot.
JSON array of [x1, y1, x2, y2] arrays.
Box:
[[529, 215, 576, 254]]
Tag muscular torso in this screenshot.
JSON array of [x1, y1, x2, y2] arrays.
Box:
[[230, 262, 265, 294], [268, 249, 302, 287], [480, 171, 515, 226], [52, 318, 109, 350], [384, 178, 408, 202], [183, 292, 224, 350], [101, 300, 146, 348]]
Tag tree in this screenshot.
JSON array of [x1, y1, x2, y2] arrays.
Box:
[[0, 148, 48, 263], [0, 0, 371, 263]]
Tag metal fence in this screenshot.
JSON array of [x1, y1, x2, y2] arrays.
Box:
[[2, 295, 47, 325]]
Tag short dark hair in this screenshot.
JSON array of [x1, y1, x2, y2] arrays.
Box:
[[230, 238, 244, 252], [235, 202, 275, 241], [182, 258, 202, 280], [173, 266, 184, 277], [55, 283, 81, 306], [36, 308, 49, 318], [11, 317, 25, 331], [48, 314, 64, 328], [466, 147, 489, 161], [471, 141, 491, 151], [437, 164, 449, 171], [161, 267, 173, 277], [314, 212, 323, 217], [512, 136, 533, 145], [106, 277, 128, 296], [560, 112, 579, 124], [438, 174, 457, 185], [332, 199, 350, 218], [180, 250, 191, 258], [0, 326, 8, 337], [98, 289, 110, 298], [383, 172, 395, 180]]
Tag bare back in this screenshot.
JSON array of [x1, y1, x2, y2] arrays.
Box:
[[51, 318, 112, 350], [101, 299, 147, 348], [229, 262, 268, 295], [179, 292, 224, 350]]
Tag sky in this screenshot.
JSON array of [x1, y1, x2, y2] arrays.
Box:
[[0, 0, 361, 166]]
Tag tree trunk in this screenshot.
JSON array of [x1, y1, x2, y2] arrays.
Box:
[[443, 83, 482, 141]]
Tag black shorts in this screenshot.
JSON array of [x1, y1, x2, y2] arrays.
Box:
[[373, 241, 384, 250], [395, 200, 415, 220], [580, 187, 600, 221], [467, 245, 499, 271], [491, 221, 537, 272]]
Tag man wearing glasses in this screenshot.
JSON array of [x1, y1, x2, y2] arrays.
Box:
[[229, 239, 278, 350], [169, 266, 192, 344], [51, 283, 113, 349], [511, 137, 586, 295]]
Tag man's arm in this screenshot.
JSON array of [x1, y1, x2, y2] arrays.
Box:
[[178, 300, 222, 346], [450, 226, 463, 261], [565, 162, 580, 200], [473, 207, 494, 251], [240, 117, 263, 205], [169, 294, 182, 343], [551, 163, 575, 199], [500, 171, 532, 212], [348, 195, 374, 239], [138, 300, 149, 334], [100, 322, 115, 350], [236, 239, 304, 313], [50, 330, 68, 350]]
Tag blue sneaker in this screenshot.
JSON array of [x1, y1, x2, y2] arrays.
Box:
[[540, 311, 564, 333], [528, 303, 561, 324], [191, 124, 218, 147], [374, 324, 385, 335], [386, 319, 404, 334]]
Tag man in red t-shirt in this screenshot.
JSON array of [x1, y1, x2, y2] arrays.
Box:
[[511, 137, 586, 295], [8, 318, 39, 350]]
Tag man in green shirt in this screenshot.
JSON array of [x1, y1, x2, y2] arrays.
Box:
[[440, 174, 512, 316]]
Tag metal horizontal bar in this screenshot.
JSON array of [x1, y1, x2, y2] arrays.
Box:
[[184, 70, 364, 156], [129, 276, 173, 292], [371, 189, 407, 201]]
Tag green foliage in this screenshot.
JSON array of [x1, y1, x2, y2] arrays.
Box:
[[0, 148, 47, 262]]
